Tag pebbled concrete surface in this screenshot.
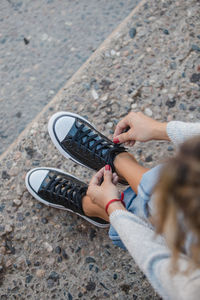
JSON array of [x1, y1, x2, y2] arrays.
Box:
[[0, 0, 200, 299], [0, 0, 140, 155]]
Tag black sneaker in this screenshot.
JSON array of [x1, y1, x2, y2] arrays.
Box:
[[25, 167, 109, 228], [48, 112, 126, 177]]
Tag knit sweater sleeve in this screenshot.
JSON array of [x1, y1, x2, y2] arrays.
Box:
[[110, 210, 200, 300], [166, 121, 200, 146]]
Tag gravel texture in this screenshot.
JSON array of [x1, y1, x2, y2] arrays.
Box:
[[0, 0, 140, 155], [0, 0, 200, 299]]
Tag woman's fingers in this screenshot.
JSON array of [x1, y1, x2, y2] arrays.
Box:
[[89, 167, 104, 186], [113, 118, 129, 138], [112, 173, 119, 185], [104, 165, 113, 183]]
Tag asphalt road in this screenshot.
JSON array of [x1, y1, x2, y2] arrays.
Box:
[[0, 0, 140, 155]]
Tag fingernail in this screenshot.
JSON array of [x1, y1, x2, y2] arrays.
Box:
[[113, 138, 119, 144], [105, 165, 111, 171]]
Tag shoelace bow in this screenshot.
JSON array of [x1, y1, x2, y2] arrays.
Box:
[[73, 122, 125, 166], [44, 175, 86, 208]]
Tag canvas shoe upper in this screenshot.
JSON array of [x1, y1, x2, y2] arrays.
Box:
[[25, 167, 109, 228], [48, 112, 127, 176]]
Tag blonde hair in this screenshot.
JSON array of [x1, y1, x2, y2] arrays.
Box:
[[153, 136, 200, 272]]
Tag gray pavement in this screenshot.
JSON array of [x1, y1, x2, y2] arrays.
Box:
[[0, 0, 199, 299], [0, 0, 140, 154]]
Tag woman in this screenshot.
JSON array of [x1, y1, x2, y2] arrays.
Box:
[[26, 111, 200, 299]]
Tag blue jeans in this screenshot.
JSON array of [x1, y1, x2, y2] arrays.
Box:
[[109, 164, 162, 249]]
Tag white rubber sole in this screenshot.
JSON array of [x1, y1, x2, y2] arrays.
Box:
[[48, 111, 98, 170], [25, 167, 109, 228]]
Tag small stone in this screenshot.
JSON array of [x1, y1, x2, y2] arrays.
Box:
[[166, 99, 176, 108], [131, 103, 137, 109], [2, 171, 10, 180], [129, 27, 137, 38], [17, 213, 25, 222], [36, 269, 45, 278], [57, 256, 62, 263], [5, 259, 13, 268], [41, 218, 48, 224], [48, 271, 59, 281], [26, 259, 31, 266], [190, 73, 200, 83], [62, 249, 68, 260], [106, 122, 113, 129], [85, 257, 96, 264], [101, 94, 108, 101], [105, 51, 110, 57], [127, 88, 134, 94], [168, 146, 174, 152], [110, 49, 116, 56], [24, 37, 30, 45], [55, 246, 61, 254], [13, 199, 22, 206], [131, 89, 140, 97], [91, 89, 99, 100], [179, 103, 186, 110], [83, 83, 90, 91], [89, 228, 96, 241], [16, 111, 22, 118], [25, 147, 35, 158], [0, 204, 5, 212], [145, 155, 153, 162], [5, 240, 15, 254], [123, 50, 129, 57], [35, 203, 42, 209], [170, 62, 177, 70], [5, 225, 13, 233], [144, 108, 153, 117], [191, 44, 200, 52], [182, 72, 186, 78], [89, 264, 93, 271], [86, 281, 96, 291], [189, 106, 196, 111], [43, 242, 53, 253], [41, 33, 48, 41], [163, 29, 169, 35], [47, 279, 54, 288]]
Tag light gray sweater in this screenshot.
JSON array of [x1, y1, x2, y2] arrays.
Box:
[[110, 121, 200, 300]]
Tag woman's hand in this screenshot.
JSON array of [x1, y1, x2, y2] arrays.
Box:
[[87, 165, 120, 211], [113, 111, 169, 146]]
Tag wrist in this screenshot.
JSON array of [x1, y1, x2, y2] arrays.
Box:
[[107, 201, 126, 216], [152, 122, 169, 141]]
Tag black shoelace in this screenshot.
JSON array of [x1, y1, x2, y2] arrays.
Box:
[[73, 122, 126, 170], [43, 174, 87, 210]]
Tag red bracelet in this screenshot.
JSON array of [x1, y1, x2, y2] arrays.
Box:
[[105, 192, 125, 215]]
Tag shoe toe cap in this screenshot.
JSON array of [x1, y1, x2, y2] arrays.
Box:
[[27, 169, 49, 193], [54, 116, 75, 142]]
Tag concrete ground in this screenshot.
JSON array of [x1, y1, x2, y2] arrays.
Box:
[[0, 0, 200, 299], [0, 0, 140, 155]]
